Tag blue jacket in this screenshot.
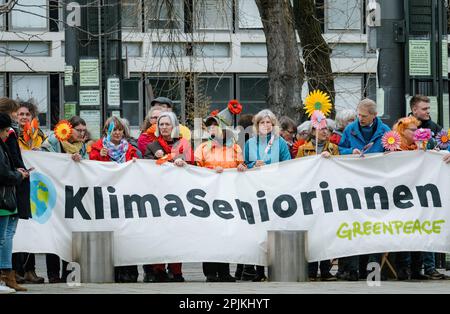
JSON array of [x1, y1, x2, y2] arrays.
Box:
[[339, 117, 390, 155], [244, 133, 291, 168]]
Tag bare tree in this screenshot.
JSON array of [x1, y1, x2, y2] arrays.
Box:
[[295, 0, 335, 118], [255, 0, 305, 122]]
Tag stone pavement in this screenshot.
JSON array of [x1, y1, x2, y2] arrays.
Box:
[[13, 254, 450, 294]]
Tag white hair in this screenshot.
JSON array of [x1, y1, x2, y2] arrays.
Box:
[[154, 112, 180, 139], [335, 109, 357, 130], [357, 98, 377, 115]]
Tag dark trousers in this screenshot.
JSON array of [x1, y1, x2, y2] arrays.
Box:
[[144, 263, 182, 275], [12, 252, 36, 275], [256, 265, 265, 276], [46, 253, 69, 279], [309, 260, 331, 277], [203, 262, 231, 277]]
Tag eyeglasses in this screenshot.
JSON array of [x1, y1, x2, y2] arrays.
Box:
[[74, 128, 87, 134], [150, 116, 159, 120]]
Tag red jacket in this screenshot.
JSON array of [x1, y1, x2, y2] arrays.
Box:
[[89, 138, 138, 162], [137, 132, 156, 156]]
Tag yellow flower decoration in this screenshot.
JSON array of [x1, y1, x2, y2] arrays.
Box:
[[304, 90, 332, 118], [54, 120, 73, 142]]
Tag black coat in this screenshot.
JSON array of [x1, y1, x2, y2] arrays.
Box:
[[4, 129, 32, 219], [0, 140, 22, 212]]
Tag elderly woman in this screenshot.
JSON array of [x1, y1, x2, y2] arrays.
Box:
[[41, 116, 90, 283], [195, 113, 246, 283], [244, 109, 291, 282], [16, 102, 46, 151], [89, 116, 139, 283], [144, 111, 194, 166], [279, 116, 298, 158], [295, 119, 338, 281], [392, 116, 446, 280], [142, 112, 193, 283], [244, 109, 291, 169], [0, 113, 29, 293], [296, 120, 339, 158], [42, 116, 89, 162], [138, 105, 165, 155], [330, 109, 357, 145]]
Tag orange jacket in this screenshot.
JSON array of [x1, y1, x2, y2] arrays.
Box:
[[194, 141, 244, 169]]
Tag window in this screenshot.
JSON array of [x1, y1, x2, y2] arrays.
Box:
[[0, 0, 4, 30], [0, 74, 4, 97], [195, 0, 233, 30], [11, 75, 49, 127], [194, 43, 230, 58], [152, 42, 185, 57], [10, 0, 48, 31], [238, 0, 263, 29], [241, 43, 267, 57], [364, 74, 377, 101], [237, 75, 268, 114], [122, 0, 142, 30], [197, 75, 233, 111], [122, 77, 142, 127], [147, 76, 184, 117], [0, 42, 51, 57], [333, 75, 363, 111], [123, 42, 142, 58], [330, 43, 365, 58], [326, 0, 362, 32], [145, 0, 184, 30]]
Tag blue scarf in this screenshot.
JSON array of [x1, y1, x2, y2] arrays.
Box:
[[102, 137, 128, 163]]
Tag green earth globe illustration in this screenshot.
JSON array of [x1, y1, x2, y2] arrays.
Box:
[[30, 172, 56, 224]]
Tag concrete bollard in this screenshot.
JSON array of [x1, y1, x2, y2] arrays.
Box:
[[267, 230, 308, 282], [72, 231, 115, 283]]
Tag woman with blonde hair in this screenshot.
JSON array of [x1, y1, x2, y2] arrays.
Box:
[[244, 109, 291, 169], [244, 109, 291, 281]]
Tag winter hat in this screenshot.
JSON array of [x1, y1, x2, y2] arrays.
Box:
[[0, 112, 12, 129]]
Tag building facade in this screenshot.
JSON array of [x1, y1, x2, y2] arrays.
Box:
[[0, 0, 446, 135]]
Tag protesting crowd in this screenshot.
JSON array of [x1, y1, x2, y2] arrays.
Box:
[[1, 91, 450, 293]]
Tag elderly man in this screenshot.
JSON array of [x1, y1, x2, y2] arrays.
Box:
[[338, 98, 390, 281]]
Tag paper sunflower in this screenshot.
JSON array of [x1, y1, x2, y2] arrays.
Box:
[[304, 90, 332, 118], [436, 130, 449, 149], [311, 110, 327, 130], [382, 131, 401, 151], [54, 120, 73, 142]]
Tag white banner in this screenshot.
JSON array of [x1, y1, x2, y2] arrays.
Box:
[[14, 150, 450, 266]]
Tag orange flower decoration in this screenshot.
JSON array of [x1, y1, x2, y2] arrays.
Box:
[[22, 118, 39, 142], [146, 124, 157, 135], [54, 120, 73, 142], [156, 153, 175, 165]]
